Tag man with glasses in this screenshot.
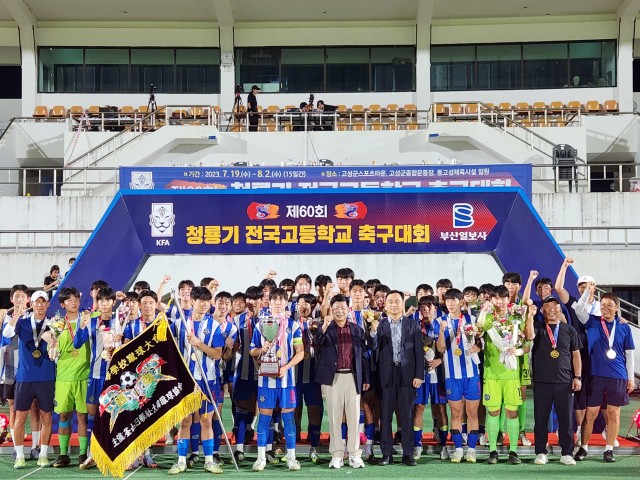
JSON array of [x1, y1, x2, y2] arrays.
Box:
[[572, 287, 635, 463]]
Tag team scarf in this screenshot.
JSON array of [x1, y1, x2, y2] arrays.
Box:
[[91, 313, 204, 477]]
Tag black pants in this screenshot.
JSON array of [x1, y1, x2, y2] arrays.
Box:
[[534, 382, 575, 456], [249, 112, 258, 132], [380, 365, 415, 457]]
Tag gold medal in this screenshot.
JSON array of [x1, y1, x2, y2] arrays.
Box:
[[454, 348, 462, 356], [70, 349, 79, 357], [32, 349, 42, 359], [191, 353, 197, 361], [101, 350, 109, 360], [550, 349, 560, 359]]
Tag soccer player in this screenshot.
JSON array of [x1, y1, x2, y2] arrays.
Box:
[[573, 288, 635, 463], [436, 289, 481, 463], [250, 288, 305, 472], [232, 286, 261, 462], [413, 295, 449, 461], [2, 291, 55, 468], [168, 286, 225, 475], [482, 286, 529, 465], [435, 278, 453, 315], [74, 287, 124, 469], [293, 294, 323, 462], [51, 287, 90, 468]]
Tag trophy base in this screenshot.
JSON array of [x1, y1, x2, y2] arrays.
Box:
[[260, 362, 281, 377]]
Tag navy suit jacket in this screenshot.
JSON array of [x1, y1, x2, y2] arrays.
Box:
[[313, 321, 370, 394], [369, 315, 424, 388]]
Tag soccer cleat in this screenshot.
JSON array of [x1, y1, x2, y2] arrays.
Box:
[[287, 457, 301, 471], [366, 453, 377, 464], [14, 457, 27, 469], [479, 433, 489, 446], [309, 449, 319, 463], [79, 457, 96, 469], [465, 450, 477, 463], [329, 457, 343, 469], [574, 447, 588, 461], [603, 450, 615, 463], [204, 460, 223, 474], [37, 455, 50, 467], [560, 455, 576, 465], [412, 445, 423, 460], [508, 451, 521, 465], [78, 454, 88, 465], [266, 449, 279, 464], [487, 450, 499, 464], [187, 453, 200, 468], [496, 432, 504, 446], [30, 446, 41, 460], [53, 454, 71, 468], [519, 432, 532, 446], [534, 453, 548, 465], [234, 450, 245, 463], [212, 454, 223, 467], [450, 450, 463, 463], [252, 458, 266, 472], [168, 463, 187, 475], [349, 456, 365, 469], [439, 446, 450, 460]]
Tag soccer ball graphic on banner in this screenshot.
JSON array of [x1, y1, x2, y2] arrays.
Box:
[[120, 371, 137, 389]]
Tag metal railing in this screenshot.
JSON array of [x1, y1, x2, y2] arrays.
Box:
[[532, 162, 640, 193], [547, 226, 640, 247], [0, 166, 119, 196], [432, 102, 583, 126], [0, 229, 92, 252]]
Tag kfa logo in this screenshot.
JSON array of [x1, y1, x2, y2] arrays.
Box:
[[130, 171, 154, 189], [452, 203, 474, 229], [149, 203, 175, 240]]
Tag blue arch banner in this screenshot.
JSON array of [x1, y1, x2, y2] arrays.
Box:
[[54, 187, 576, 313]]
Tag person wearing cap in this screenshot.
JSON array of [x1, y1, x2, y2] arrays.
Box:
[[247, 85, 261, 132], [1, 290, 56, 469], [554, 258, 600, 448], [525, 297, 582, 466], [572, 287, 635, 463]]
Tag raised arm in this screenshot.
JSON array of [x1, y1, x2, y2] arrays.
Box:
[[524, 299, 536, 341], [554, 258, 573, 304], [522, 270, 538, 304]]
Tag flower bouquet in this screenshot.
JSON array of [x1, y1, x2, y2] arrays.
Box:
[[478, 303, 526, 370], [463, 323, 481, 365], [422, 335, 435, 370], [41, 311, 66, 361], [99, 324, 115, 361], [0, 413, 8, 444]]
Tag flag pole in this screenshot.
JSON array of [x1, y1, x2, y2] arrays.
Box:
[[169, 286, 239, 473]]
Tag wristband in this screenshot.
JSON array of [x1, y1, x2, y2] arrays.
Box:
[[574, 376, 582, 380]]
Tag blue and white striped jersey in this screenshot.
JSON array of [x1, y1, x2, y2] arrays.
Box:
[[251, 318, 302, 389]]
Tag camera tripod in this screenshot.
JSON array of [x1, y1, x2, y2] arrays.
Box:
[[147, 85, 157, 129], [226, 93, 244, 132]]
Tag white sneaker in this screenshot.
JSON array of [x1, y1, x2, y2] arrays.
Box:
[[560, 455, 576, 465], [309, 449, 319, 463], [450, 450, 464, 463], [601, 430, 620, 447], [287, 457, 301, 471], [519, 432, 532, 446], [413, 445, 423, 460], [534, 453, 548, 465], [439, 446, 450, 460], [252, 458, 266, 472], [465, 449, 477, 463], [479, 433, 489, 446], [329, 457, 343, 469], [348, 456, 365, 469]]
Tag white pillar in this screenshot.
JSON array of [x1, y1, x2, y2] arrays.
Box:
[[19, 26, 37, 117], [219, 26, 235, 112], [617, 18, 635, 111], [415, 23, 431, 111]]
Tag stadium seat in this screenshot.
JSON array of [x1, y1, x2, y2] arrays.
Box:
[[603, 100, 619, 112], [283, 105, 296, 111], [33, 106, 48, 118], [548, 101, 564, 113], [450, 104, 464, 115], [532, 102, 547, 113], [482, 102, 495, 110], [465, 103, 479, 115], [336, 104, 347, 112], [120, 106, 134, 114], [403, 104, 417, 111], [585, 101, 603, 113], [68, 105, 84, 116], [190, 106, 207, 119], [386, 104, 399, 112], [49, 106, 66, 118], [567, 101, 583, 112], [434, 103, 449, 117], [368, 104, 382, 113], [137, 105, 149, 114], [87, 105, 101, 117], [498, 102, 512, 111]]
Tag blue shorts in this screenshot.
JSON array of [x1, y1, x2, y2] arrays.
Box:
[[258, 386, 297, 410], [198, 379, 224, 415], [295, 381, 323, 407], [86, 377, 105, 405], [416, 381, 447, 405], [233, 377, 258, 402], [445, 376, 481, 402]]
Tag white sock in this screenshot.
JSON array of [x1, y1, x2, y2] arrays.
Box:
[[251, 416, 258, 430], [236, 443, 244, 453], [257, 446, 266, 460], [31, 430, 41, 446], [178, 455, 186, 465], [310, 446, 316, 453], [467, 447, 475, 453], [287, 448, 296, 460], [455, 447, 463, 454], [358, 423, 364, 434], [15, 445, 24, 459], [605, 444, 614, 451], [583, 445, 589, 452], [205, 454, 213, 462], [40, 445, 49, 456], [266, 443, 272, 451], [10, 429, 14, 441]]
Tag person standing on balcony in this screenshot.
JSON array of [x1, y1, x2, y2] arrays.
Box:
[[247, 85, 260, 132]]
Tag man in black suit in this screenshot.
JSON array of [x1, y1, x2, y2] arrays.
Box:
[[314, 295, 370, 469], [369, 290, 424, 466]]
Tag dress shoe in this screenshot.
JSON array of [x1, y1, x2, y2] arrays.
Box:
[[402, 455, 417, 466], [378, 455, 392, 466]]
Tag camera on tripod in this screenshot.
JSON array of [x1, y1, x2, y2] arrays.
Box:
[[235, 84, 244, 96], [149, 83, 156, 95]]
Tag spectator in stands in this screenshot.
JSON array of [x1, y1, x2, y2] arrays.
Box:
[[313, 100, 335, 131], [247, 85, 260, 132], [43, 265, 61, 294]]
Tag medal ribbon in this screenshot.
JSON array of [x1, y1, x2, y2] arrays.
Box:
[[451, 314, 463, 348], [64, 315, 76, 341], [600, 317, 616, 351], [30, 314, 46, 350], [545, 322, 560, 349]]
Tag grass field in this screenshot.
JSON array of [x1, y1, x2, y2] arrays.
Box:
[[1, 392, 639, 479]]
